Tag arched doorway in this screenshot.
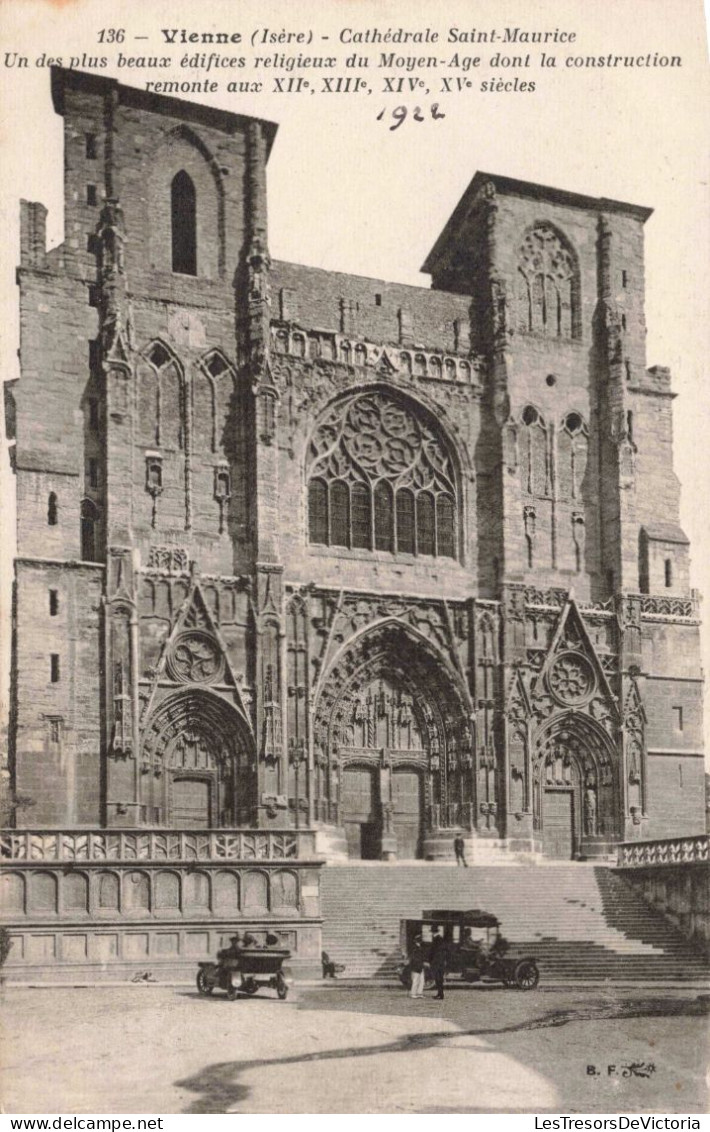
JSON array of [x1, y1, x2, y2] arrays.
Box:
[[314, 622, 473, 859], [140, 690, 253, 827], [533, 714, 619, 859]]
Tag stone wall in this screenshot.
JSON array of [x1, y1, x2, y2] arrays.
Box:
[[0, 829, 323, 981]]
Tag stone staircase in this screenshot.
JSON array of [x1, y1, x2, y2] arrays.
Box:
[[321, 865, 710, 982]]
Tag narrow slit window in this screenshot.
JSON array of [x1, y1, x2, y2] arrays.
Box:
[[48, 492, 58, 526], [81, 498, 99, 562], [436, 494, 456, 558], [49, 590, 59, 617], [308, 479, 328, 545], [664, 558, 673, 588], [351, 483, 371, 549], [417, 492, 435, 557], [330, 481, 349, 548], [396, 489, 415, 554], [86, 184, 97, 207], [85, 134, 97, 159], [50, 654, 60, 683], [171, 170, 197, 276], [673, 706, 683, 732], [374, 482, 394, 552]]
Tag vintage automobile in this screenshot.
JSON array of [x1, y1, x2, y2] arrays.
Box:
[[196, 943, 291, 1000], [398, 908, 540, 991]]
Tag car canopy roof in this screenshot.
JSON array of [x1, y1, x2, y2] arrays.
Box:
[[421, 909, 500, 928]]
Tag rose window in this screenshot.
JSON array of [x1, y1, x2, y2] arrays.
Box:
[[548, 653, 594, 705], [306, 391, 458, 558], [168, 632, 224, 684]]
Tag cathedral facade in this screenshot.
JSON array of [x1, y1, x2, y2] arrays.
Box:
[[5, 67, 706, 873]]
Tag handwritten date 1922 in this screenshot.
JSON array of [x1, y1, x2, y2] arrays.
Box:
[[376, 104, 446, 130]]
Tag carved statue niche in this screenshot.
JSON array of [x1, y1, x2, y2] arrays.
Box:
[[584, 781, 598, 836]]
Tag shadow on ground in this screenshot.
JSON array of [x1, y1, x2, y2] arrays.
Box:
[[174, 988, 710, 1114]]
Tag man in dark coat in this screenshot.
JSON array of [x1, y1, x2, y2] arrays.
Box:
[[454, 834, 467, 866], [429, 927, 447, 1000], [409, 935, 427, 999]]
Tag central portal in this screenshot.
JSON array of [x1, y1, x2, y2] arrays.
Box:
[[337, 676, 429, 859], [314, 620, 474, 861]]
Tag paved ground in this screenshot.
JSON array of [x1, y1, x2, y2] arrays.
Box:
[[1, 983, 708, 1114]]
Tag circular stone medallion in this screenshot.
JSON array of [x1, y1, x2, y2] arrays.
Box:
[[548, 652, 595, 706], [168, 632, 224, 684]]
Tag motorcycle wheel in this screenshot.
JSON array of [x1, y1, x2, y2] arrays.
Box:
[[276, 971, 288, 1000], [196, 970, 213, 996]]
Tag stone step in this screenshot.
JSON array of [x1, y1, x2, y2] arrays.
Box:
[[320, 864, 710, 982]]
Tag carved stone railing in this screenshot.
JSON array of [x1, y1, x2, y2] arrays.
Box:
[[616, 835, 708, 868], [0, 828, 319, 863], [271, 323, 483, 386], [632, 594, 699, 622]]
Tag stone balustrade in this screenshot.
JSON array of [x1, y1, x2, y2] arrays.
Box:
[[616, 834, 708, 868], [0, 828, 319, 864]]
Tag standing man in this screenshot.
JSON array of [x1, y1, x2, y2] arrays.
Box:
[[429, 927, 447, 1000], [409, 935, 426, 999], [454, 833, 467, 866]]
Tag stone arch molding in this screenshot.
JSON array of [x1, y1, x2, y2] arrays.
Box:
[[139, 687, 254, 827], [531, 711, 621, 841], [313, 618, 473, 779]]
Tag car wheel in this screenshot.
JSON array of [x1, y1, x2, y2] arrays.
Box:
[[196, 970, 213, 995], [515, 960, 540, 990]]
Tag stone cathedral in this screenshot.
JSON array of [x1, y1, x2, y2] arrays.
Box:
[[4, 66, 706, 912]]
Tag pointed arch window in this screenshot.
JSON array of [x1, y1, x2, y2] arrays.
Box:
[[306, 390, 459, 559], [171, 170, 197, 276], [516, 223, 580, 339]]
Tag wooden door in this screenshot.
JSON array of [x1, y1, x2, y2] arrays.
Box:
[[392, 769, 423, 859], [172, 777, 211, 828], [543, 790, 574, 859], [341, 766, 377, 859]]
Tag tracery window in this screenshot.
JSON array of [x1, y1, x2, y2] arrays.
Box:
[[516, 224, 579, 339], [306, 391, 458, 558], [520, 406, 549, 498], [557, 411, 588, 502]]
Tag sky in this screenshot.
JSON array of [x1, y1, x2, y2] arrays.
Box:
[[0, 0, 708, 757]]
